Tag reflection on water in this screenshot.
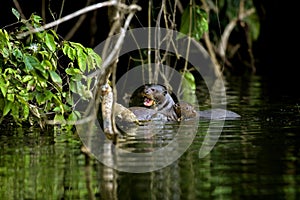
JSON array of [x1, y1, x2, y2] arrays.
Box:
[[1, 75, 300, 199]]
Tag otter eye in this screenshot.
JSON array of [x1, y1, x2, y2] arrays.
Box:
[[151, 88, 156, 92]]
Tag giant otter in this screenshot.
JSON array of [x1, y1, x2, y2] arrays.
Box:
[[128, 84, 240, 121], [129, 84, 178, 121]]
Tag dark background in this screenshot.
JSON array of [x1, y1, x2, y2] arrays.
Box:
[[1, 0, 298, 96]]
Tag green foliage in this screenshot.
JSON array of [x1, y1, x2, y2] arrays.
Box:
[[0, 11, 101, 128], [181, 70, 197, 104], [210, 0, 259, 43], [178, 4, 208, 41], [245, 13, 260, 41]]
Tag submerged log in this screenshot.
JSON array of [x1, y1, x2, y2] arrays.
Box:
[[100, 83, 139, 136], [100, 84, 114, 135]]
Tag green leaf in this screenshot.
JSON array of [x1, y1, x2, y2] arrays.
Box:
[[31, 14, 42, 24], [44, 90, 54, 101], [3, 101, 12, 117], [49, 29, 59, 40], [0, 85, 7, 97], [65, 67, 82, 75], [45, 33, 56, 52], [23, 55, 40, 71], [62, 43, 76, 61], [27, 79, 36, 91], [11, 102, 19, 120], [35, 93, 45, 104], [178, 5, 208, 41], [41, 60, 53, 70], [2, 48, 10, 58], [245, 13, 260, 41], [66, 95, 74, 105], [53, 106, 61, 113], [35, 73, 48, 88], [12, 48, 23, 61], [29, 104, 41, 118], [7, 93, 15, 102], [62, 104, 71, 112], [0, 76, 8, 97], [23, 104, 30, 119], [68, 111, 78, 122], [69, 42, 85, 49], [88, 48, 102, 67], [181, 71, 196, 103], [77, 48, 87, 72], [54, 114, 66, 124], [49, 71, 62, 84], [69, 81, 77, 93], [182, 71, 196, 90], [70, 74, 83, 82], [22, 75, 32, 82], [12, 8, 21, 21]]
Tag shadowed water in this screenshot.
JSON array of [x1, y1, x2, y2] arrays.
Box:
[[1, 75, 300, 199]]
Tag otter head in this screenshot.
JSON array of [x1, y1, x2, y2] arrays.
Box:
[[174, 102, 198, 119], [142, 84, 168, 107]]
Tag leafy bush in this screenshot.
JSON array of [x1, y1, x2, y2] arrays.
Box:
[[0, 10, 101, 128]]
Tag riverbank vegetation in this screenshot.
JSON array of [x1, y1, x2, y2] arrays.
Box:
[[0, 0, 259, 130], [0, 10, 101, 129]]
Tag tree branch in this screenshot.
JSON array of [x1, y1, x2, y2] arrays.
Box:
[[16, 1, 138, 39], [217, 8, 255, 60]]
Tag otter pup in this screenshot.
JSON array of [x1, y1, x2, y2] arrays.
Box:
[[129, 84, 178, 121], [174, 101, 199, 120]]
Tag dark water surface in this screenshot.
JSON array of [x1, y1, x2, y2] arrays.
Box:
[[1, 75, 300, 199]]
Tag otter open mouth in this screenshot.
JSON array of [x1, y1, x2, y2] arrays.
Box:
[[143, 97, 155, 107]]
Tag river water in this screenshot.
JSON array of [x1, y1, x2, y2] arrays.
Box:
[[1, 75, 300, 199]]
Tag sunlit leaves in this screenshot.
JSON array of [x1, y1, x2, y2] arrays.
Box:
[[62, 43, 76, 61], [77, 48, 87, 71], [23, 54, 40, 71], [12, 48, 23, 61], [0, 12, 102, 127], [3, 100, 13, 117], [0, 76, 8, 97], [178, 5, 208, 41], [68, 111, 80, 122], [181, 71, 197, 103], [30, 14, 43, 26], [45, 33, 56, 52], [12, 8, 21, 21], [182, 71, 196, 90], [62, 41, 102, 72], [49, 71, 62, 84]]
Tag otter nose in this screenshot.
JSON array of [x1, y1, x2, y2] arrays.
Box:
[[144, 88, 150, 94], [144, 87, 155, 94]]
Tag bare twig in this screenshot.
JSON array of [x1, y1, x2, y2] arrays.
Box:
[[55, 0, 66, 31], [17, 1, 138, 39], [13, 0, 26, 19], [217, 8, 255, 60], [101, 84, 114, 135], [200, 0, 222, 77], [102, 0, 125, 135], [176, 0, 184, 13], [41, 0, 46, 22], [77, 4, 141, 133], [147, 0, 153, 82], [64, 0, 94, 40]]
